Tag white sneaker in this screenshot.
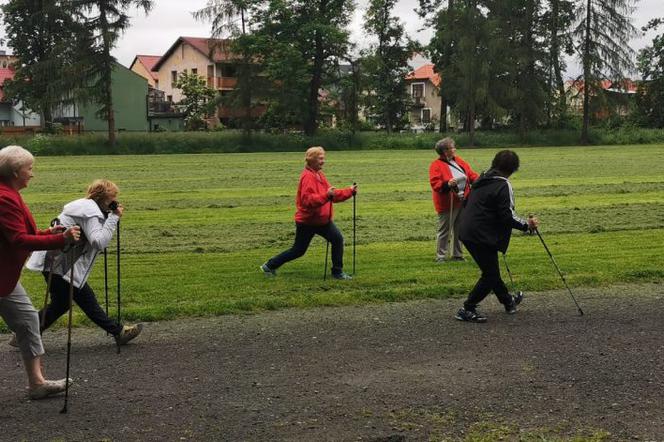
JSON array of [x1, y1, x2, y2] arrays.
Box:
[[29, 378, 72, 400]]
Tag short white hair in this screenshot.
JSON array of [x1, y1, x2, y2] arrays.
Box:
[[0, 145, 34, 179]]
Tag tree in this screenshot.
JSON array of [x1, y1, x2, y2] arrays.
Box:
[[634, 18, 664, 128], [362, 0, 413, 133], [572, 0, 637, 143], [247, 0, 354, 135], [175, 72, 217, 130], [194, 0, 267, 134], [2, 0, 88, 131], [76, 0, 153, 146], [543, 0, 575, 126]]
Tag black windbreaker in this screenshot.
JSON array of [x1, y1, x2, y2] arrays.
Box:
[[458, 169, 529, 253]]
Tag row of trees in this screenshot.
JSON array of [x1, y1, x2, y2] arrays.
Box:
[[197, 0, 657, 143], [1, 0, 662, 144], [1, 0, 153, 145]]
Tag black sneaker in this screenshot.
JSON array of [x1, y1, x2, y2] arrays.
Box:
[[505, 291, 524, 314], [454, 308, 487, 323], [260, 263, 276, 277]]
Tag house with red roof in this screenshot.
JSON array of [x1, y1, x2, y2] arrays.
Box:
[[405, 64, 443, 130], [130, 55, 161, 88], [565, 78, 637, 118], [0, 51, 41, 128]]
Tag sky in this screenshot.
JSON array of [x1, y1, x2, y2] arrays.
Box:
[[0, 0, 661, 78]]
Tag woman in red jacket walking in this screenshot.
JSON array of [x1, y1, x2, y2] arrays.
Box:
[[0, 145, 81, 399], [261, 146, 357, 279], [429, 137, 479, 262]]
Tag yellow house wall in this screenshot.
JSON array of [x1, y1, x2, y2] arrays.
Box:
[[407, 79, 442, 126], [131, 62, 156, 88], [155, 43, 214, 102]]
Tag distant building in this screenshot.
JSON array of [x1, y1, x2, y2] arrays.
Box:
[[405, 64, 442, 131], [0, 51, 41, 129], [130, 55, 161, 88], [565, 79, 637, 118]]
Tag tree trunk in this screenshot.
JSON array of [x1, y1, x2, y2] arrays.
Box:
[[581, 0, 592, 144]]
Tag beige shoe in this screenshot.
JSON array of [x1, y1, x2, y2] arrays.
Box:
[[114, 323, 143, 346], [8, 333, 17, 348], [29, 378, 72, 400]]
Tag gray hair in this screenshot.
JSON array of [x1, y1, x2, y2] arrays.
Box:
[[434, 137, 455, 155], [0, 145, 35, 179]]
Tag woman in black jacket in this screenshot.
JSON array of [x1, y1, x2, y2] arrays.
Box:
[[456, 150, 539, 323]]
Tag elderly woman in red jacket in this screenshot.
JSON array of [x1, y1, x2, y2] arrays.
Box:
[[429, 137, 479, 262], [0, 145, 80, 399], [261, 146, 357, 279]]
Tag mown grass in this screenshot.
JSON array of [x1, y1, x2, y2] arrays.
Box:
[[9, 144, 664, 329]]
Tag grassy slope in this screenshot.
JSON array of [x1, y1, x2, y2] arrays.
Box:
[[15, 144, 664, 327]]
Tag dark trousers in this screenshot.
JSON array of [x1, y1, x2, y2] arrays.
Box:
[[462, 241, 512, 311], [267, 222, 344, 275], [39, 272, 123, 336]]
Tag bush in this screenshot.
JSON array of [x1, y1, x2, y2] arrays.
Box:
[[1, 127, 664, 156]]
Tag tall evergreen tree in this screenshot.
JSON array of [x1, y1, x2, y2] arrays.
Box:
[[572, 0, 637, 143], [75, 0, 153, 146], [543, 0, 574, 126], [2, 0, 86, 131], [635, 18, 664, 128], [363, 0, 413, 133]]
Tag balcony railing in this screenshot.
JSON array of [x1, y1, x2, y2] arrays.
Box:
[[412, 96, 425, 108], [207, 76, 238, 89]]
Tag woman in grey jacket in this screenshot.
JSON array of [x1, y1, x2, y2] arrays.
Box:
[[24, 179, 142, 345]]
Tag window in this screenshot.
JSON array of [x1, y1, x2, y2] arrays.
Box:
[[422, 108, 431, 124], [220, 64, 237, 77], [167, 95, 173, 103], [191, 68, 198, 76], [171, 70, 178, 87], [411, 83, 425, 98], [155, 79, 159, 89]]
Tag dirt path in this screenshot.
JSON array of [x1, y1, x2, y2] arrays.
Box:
[[2, 284, 663, 441]]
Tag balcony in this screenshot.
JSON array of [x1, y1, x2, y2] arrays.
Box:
[[412, 96, 425, 108], [207, 76, 238, 89]]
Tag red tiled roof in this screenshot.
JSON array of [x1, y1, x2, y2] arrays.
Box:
[[406, 64, 441, 88], [131, 55, 161, 80], [152, 37, 235, 72], [566, 78, 637, 93], [0, 67, 15, 102]]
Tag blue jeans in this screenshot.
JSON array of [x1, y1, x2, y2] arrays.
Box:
[[267, 222, 344, 275]]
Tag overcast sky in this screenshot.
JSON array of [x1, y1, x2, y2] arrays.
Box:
[[0, 0, 661, 78]]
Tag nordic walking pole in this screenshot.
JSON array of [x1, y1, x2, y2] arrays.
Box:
[[448, 191, 454, 260], [116, 220, 122, 354], [323, 194, 333, 281], [352, 182, 357, 276], [104, 248, 108, 320], [502, 253, 518, 294], [60, 248, 76, 414], [40, 219, 61, 327], [531, 219, 584, 316]]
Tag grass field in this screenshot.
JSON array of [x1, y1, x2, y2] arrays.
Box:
[[12, 144, 664, 329]]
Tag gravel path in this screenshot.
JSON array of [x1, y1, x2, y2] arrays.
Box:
[[2, 283, 663, 441]]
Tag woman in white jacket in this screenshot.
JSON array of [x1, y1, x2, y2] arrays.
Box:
[[25, 179, 142, 346]]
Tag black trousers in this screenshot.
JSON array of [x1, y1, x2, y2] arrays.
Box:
[[39, 272, 123, 336], [462, 241, 513, 311], [267, 222, 344, 275]]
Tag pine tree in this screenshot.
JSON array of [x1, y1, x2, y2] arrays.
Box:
[[75, 0, 153, 146], [572, 0, 637, 143], [363, 0, 413, 133]]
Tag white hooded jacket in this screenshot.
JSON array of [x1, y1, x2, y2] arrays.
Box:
[[26, 198, 120, 288]]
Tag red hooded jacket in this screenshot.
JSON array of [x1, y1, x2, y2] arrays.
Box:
[[295, 167, 354, 225], [0, 181, 65, 297], [429, 155, 479, 214]]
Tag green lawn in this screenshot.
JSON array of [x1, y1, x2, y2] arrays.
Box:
[[14, 144, 664, 327]]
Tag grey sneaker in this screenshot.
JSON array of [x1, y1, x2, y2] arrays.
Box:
[[505, 291, 524, 314], [260, 263, 276, 277], [332, 272, 352, 280], [450, 256, 466, 262], [114, 324, 143, 346], [29, 378, 72, 400], [455, 308, 487, 323]]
